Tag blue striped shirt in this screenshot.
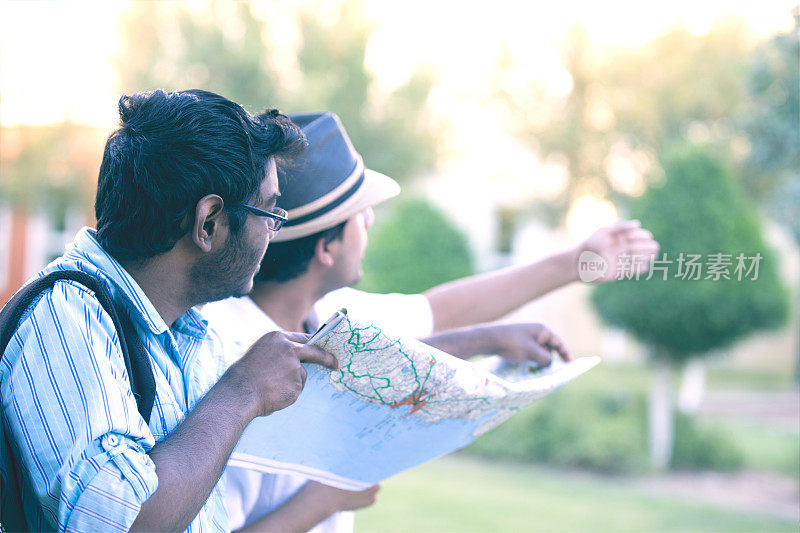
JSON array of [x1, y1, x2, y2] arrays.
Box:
[[1, 228, 229, 532]]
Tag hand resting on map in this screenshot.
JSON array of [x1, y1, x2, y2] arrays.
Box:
[[233, 481, 380, 532], [229, 331, 339, 418], [420, 322, 570, 366], [304, 481, 381, 513]]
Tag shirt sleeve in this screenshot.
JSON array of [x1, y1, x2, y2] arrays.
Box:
[[314, 287, 434, 337], [2, 280, 158, 532]]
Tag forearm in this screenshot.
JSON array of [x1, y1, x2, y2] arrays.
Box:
[[235, 484, 335, 533], [425, 248, 579, 331], [421, 326, 495, 360], [131, 370, 258, 531], [422, 322, 569, 365]]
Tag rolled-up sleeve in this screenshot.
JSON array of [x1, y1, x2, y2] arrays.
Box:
[[67, 433, 157, 532], [1, 280, 158, 531]]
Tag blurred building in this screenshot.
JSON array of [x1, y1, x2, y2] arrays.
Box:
[[0, 206, 87, 305], [0, 124, 104, 305]]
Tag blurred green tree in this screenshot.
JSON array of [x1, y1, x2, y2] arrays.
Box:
[[358, 197, 473, 294], [737, 15, 800, 381], [500, 23, 753, 226], [0, 124, 101, 215], [115, 0, 436, 183], [602, 23, 751, 151], [738, 14, 800, 206], [117, 2, 277, 112], [591, 144, 789, 468]]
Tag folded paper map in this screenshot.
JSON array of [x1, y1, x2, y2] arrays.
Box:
[[229, 312, 600, 490]]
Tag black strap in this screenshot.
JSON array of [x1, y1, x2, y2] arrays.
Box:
[[0, 271, 156, 528], [0, 270, 156, 423]]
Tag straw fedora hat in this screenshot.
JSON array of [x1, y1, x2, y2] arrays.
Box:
[[270, 112, 400, 242]]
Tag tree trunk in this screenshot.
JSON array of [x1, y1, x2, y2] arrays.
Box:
[[678, 358, 706, 415], [795, 279, 799, 388], [795, 312, 799, 389], [649, 357, 674, 471]]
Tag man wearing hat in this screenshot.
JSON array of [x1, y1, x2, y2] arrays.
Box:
[[203, 112, 658, 531]]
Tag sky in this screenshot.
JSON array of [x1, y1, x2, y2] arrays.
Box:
[[0, 0, 796, 127]]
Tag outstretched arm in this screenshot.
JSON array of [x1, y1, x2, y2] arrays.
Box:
[[425, 220, 659, 331]]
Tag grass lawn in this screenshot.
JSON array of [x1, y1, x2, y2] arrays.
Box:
[[355, 455, 798, 533]]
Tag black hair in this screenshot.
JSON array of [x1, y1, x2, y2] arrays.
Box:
[[94, 89, 306, 261], [255, 221, 347, 283]]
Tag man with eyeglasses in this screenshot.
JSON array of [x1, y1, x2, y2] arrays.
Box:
[[0, 90, 340, 532], [203, 111, 659, 532], [241, 203, 289, 230]]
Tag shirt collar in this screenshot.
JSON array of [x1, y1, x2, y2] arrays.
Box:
[[62, 228, 171, 335], [173, 307, 210, 339]]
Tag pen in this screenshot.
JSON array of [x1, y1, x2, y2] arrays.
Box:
[[306, 308, 348, 344]]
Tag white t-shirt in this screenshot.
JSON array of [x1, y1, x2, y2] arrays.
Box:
[[202, 287, 434, 533]]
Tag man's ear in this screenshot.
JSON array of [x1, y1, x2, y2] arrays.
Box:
[[192, 194, 227, 253], [314, 236, 337, 268]]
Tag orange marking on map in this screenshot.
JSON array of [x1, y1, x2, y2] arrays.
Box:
[[391, 388, 434, 414]]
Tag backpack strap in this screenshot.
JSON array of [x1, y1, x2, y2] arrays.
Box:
[[0, 270, 156, 423], [0, 270, 156, 528]]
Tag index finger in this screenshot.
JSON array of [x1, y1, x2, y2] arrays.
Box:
[[544, 333, 572, 362], [299, 344, 339, 371], [550, 340, 572, 362]]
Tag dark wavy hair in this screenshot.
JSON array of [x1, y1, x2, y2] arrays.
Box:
[[94, 89, 306, 261]]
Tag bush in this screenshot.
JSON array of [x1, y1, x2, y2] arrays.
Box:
[[465, 385, 743, 474], [671, 413, 743, 471], [466, 388, 649, 474], [358, 197, 473, 294]]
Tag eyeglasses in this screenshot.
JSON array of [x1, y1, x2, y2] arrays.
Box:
[[240, 204, 288, 232]]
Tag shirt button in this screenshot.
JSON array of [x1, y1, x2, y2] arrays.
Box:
[[107, 434, 120, 447]]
